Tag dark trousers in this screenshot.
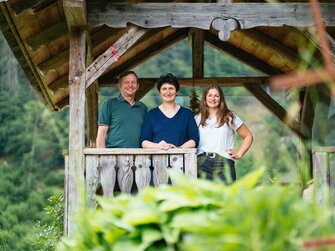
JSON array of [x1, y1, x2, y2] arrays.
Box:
[[197, 153, 236, 184]]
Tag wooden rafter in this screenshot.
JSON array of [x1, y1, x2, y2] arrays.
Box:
[[244, 84, 305, 140], [11, 0, 57, 16], [238, 29, 299, 71], [86, 26, 146, 88], [99, 28, 188, 82], [27, 21, 68, 50], [0, 2, 55, 109], [88, 3, 335, 30], [205, 31, 283, 75]]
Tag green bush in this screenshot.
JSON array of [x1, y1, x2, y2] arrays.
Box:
[[33, 194, 64, 251], [57, 169, 335, 251]]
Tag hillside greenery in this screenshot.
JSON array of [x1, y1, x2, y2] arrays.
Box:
[[0, 33, 304, 250]]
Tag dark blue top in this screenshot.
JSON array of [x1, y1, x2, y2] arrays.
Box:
[[140, 106, 199, 147]]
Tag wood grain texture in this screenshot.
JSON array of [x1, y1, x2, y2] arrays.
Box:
[[134, 155, 151, 190], [88, 3, 335, 29], [67, 26, 85, 236], [86, 26, 146, 88], [117, 155, 134, 193]]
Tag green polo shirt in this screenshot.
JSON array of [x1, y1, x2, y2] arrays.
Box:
[[98, 94, 148, 148]]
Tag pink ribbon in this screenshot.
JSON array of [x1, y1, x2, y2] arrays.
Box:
[[111, 46, 120, 62]]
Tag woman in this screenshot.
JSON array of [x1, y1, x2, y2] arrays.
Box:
[[140, 73, 199, 150], [195, 84, 253, 183]]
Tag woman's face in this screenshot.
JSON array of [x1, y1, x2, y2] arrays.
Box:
[[205, 88, 221, 109], [159, 83, 177, 103]]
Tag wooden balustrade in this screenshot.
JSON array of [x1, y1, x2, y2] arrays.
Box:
[[82, 148, 197, 208], [312, 146, 335, 207]]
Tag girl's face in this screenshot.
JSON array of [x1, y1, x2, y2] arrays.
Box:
[[159, 83, 177, 103], [205, 88, 221, 109]]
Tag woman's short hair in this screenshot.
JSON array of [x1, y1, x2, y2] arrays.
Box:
[[157, 73, 180, 92]]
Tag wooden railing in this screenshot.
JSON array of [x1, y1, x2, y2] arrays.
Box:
[[82, 148, 197, 208], [312, 146, 335, 207]]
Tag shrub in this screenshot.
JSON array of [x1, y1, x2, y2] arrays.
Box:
[[57, 169, 335, 251]]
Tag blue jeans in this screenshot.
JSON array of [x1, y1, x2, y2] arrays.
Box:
[[197, 153, 236, 184]]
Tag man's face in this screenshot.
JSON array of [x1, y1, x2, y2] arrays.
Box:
[[118, 74, 139, 98]]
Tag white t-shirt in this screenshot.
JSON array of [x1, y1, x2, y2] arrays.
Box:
[[195, 113, 243, 160]]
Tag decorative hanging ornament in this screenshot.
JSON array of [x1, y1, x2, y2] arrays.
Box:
[[189, 88, 200, 115]]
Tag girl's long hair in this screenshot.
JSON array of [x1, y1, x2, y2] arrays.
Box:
[[199, 85, 235, 128]]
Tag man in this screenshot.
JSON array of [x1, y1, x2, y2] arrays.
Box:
[[96, 71, 148, 148]]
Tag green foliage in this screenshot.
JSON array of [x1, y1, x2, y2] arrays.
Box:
[[33, 194, 64, 251], [57, 170, 335, 251], [0, 32, 66, 250]]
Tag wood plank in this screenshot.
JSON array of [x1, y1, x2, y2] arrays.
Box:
[[152, 155, 169, 186], [27, 21, 68, 50], [52, 76, 270, 93], [0, 3, 55, 110], [63, 0, 86, 27], [67, 26, 86, 236], [134, 155, 151, 190], [300, 87, 315, 140], [238, 29, 299, 71], [85, 155, 100, 209], [86, 26, 146, 88], [117, 155, 134, 193], [205, 31, 283, 75], [64, 154, 69, 235], [184, 153, 197, 178], [192, 29, 204, 78], [100, 155, 116, 197], [243, 84, 305, 140], [100, 77, 270, 88], [312, 151, 329, 206], [169, 154, 184, 185], [84, 148, 196, 155], [99, 28, 188, 82], [11, 0, 57, 16], [88, 3, 335, 29], [329, 152, 335, 208]]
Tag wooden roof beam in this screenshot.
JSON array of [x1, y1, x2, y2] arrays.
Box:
[[205, 31, 283, 75], [99, 28, 188, 82], [100, 77, 270, 88], [11, 0, 57, 16], [37, 26, 126, 85], [86, 26, 147, 88], [244, 84, 305, 140], [238, 29, 300, 71], [27, 21, 68, 50], [88, 3, 335, 31]]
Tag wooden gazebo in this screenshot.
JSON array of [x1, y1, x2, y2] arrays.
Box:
[[1, 0, 335, 235]]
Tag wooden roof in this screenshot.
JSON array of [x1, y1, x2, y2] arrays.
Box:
[[0, 0, 334, 112]]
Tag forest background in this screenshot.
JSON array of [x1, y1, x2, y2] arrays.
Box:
[[0, 32, 300, 250]]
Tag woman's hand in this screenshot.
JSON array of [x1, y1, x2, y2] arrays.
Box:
[[158, 140, 176, 150], [226, 149, 242, 160]]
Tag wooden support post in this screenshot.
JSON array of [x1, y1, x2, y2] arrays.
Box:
[[67, 26, 86, 236], [192, 29, 204, 78], [86, 31, 98, 147], [312, 147, 335, 208]]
